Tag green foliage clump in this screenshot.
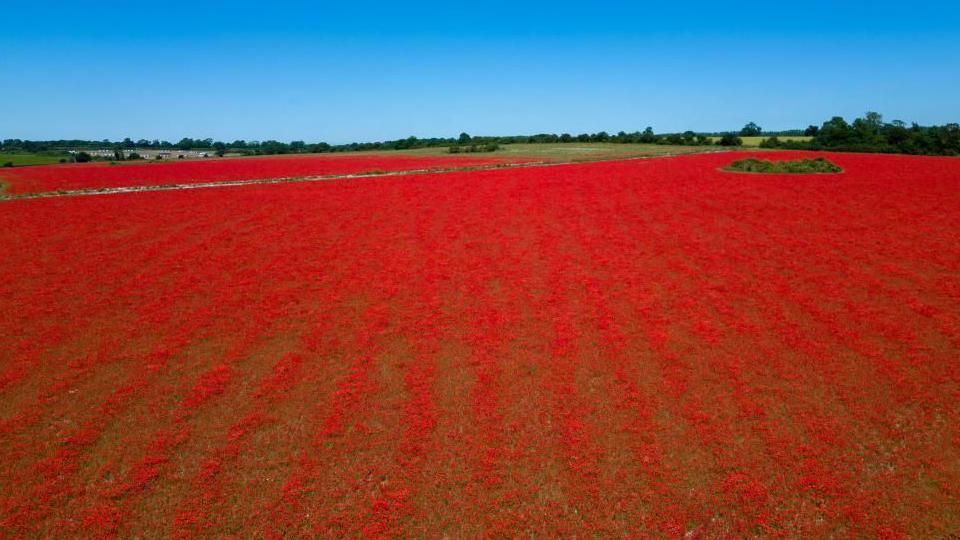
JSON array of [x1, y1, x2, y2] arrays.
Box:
[[716, 134, 743, 146], [759, 136, 781, 148], [740, 122, 762, 136], [766, 112, 960, 156], [725, 157, 842, 174]]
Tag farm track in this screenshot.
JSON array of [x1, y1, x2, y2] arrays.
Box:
[[1, 150, 959, 537]]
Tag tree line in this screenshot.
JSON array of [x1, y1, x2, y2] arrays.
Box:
[[3, 113, 957, 158], [0, 129, 740, 156], [762, 112, 960, 155]]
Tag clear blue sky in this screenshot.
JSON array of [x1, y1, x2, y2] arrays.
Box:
[[2, 1, 958, 143]]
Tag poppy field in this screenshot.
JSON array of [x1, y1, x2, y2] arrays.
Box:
[[0, 153, 531, 195], [1, 151, 959, 538]]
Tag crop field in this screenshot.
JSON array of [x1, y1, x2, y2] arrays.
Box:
[[0, 154, 534, 195], [1, 151, 959, 537], [707, 136, 813, 147], [0, 145, 722, 196], [477, 143, 715, 161], [0, 153, 69, 167]]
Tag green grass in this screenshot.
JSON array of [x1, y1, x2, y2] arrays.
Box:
[[708, 136, 812, 147], [490, 142, 714, 160], [0, 153, 69, 167], [724, 157, 842, 174], [390, 143, 716, 161], [239, 143, 716, 164]]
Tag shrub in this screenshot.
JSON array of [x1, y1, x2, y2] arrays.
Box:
[[759, 136, 782, 148], [724, 157, 842, 174], [75, 151, 92, 163], [717, 134, 743, 146], [2, 161, 12, 168]]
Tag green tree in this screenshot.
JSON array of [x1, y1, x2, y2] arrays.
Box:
[[817, 117, 853, 146], [740, 122, 762, 137]]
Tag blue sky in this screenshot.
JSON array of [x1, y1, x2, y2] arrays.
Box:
[[2, 1, 958, 143]]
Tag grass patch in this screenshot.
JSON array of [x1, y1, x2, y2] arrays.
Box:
[[0, 153, 69, 166], [479, 142, 714, 161], [724, 157, 842, 174], [215, 143, 716, 164]]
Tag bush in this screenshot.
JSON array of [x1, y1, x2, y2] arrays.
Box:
[[448, 145, 461, 154], [2, 161, 12, 168], [75, 151, 92, 163], [724, 157, 842, 174], [759, 136, 781, 148], [717, 134, 743, 146]]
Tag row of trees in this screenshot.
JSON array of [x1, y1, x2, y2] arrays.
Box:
[[763, 112, 960, 155], [0, 126, 764, 155], [4, 115, 957, 157]]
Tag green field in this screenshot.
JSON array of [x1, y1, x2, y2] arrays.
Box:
[[224, 143, 719, 163], [387, 143, 718, 161], [708, 136, 812, 147], [0, 153, 69, 167]]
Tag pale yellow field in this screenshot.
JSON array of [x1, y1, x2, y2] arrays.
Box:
[[709, 136, 812, 147]]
